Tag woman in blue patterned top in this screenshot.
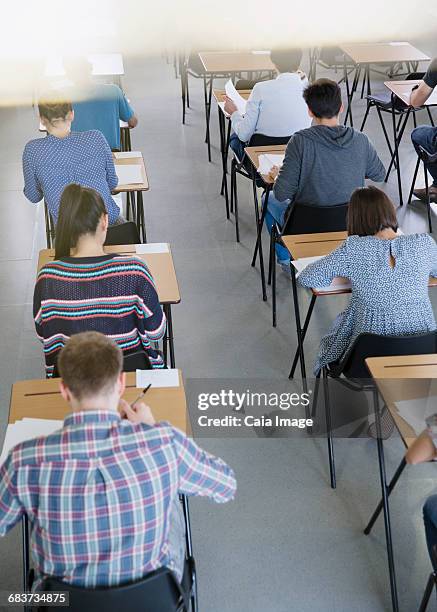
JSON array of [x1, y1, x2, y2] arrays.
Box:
[[23, 95, 122, 225], [33, 184, 165, 377], [299, 186, 437, 374]]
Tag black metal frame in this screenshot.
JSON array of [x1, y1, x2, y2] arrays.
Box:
[[407, 145, 437, 233], [44, 202, 56, 249], [418, 569, 437, 612]]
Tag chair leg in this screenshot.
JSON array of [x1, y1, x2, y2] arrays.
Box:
[[271, 226, 277, 327], [234, 171, 240, 243], [268, 225, 274, 286], [418, 572, 437, 612], [230, 159, 235, 215], [426, 106, 434, 127], [322, 368, 336, 489], [424, 162, 433, 233], [311, 371, 321, 421], [408, 156, 421, 204], [360, 101, 372, 132]]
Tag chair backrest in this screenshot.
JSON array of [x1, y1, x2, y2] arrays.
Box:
[[36, 567, 186, 612], [123, 350, 153, 372], [282, 202, 348, 235], [338, 331, 437, 379], [105, 222, 141, 246], [249, 133, 290, 148], [406, 72, 425, 81]]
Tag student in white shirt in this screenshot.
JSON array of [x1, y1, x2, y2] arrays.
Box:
[[224, 48, 311, 160]]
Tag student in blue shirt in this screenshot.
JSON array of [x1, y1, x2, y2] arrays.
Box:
[[22, 96, 123, 225], [65, 58, 138, 151]]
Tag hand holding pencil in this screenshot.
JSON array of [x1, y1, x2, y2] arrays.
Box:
[[120, 384, 156, 426]]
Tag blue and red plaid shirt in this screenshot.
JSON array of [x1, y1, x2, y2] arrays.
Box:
[[0, 411, 236, 587]]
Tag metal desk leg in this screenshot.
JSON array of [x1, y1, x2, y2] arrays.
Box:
[[390, 96, 404, 206], [364, 458, 406, 535], [372, 388, 399, 612], [218, 109, 230, 219], [164, 304, 175, 368], [290, 264, 307, 380], [322, 368, 336, 489], [203, 75, 213, 162], [288, 294, 317, 379], [136, 191, 146, 243], [251, 183, 269, 301]]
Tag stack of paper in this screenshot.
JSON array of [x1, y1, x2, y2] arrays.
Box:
[[257, 153, 285, 175], [114, 151, 142, 159], [291, 256, 351, 292], [395, 394, 437, 436], [224, 79, 247, 115], [116, 164, 143, 185], [136, 369, 179, 388], [291, 256, 324, 277], [0, 418, 62, 466], [135, 243, 169, 254]]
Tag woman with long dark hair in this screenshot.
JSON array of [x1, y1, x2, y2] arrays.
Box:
[[34, 184, 165, 377]]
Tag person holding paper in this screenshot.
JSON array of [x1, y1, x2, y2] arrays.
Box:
[[264, 79, 385, 266], [410, 58, 437, 203], [23, 94, 123, 225], [224, 48, 311, 160], [0, 332, 237, 589], [298, 186, 437, 374], [33, 184, 166, 377], [64, 57, 138, 151]]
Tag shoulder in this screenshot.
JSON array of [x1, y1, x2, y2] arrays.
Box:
[[23, 138, 45, 156], [252, 78, 274, 96], [77, 129, 107, 144], [8, 431, 62, 468], [397, 232, 436, 249]]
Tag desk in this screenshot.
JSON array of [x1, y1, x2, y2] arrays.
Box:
[[382, 80, 437, 210], [364, 354, 437, 612], [213, 88, 251, 218], [245, 145, 286, 301], [9, 370, 192, 595], [282, 231, 437, 379], [339, 42, 429, 127], [198, 51, 275, 161], [37, 245, 179, 368], [113, 152, 149, 243]]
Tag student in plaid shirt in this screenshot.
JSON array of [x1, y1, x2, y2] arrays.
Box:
[[0, 332, 236, 587]]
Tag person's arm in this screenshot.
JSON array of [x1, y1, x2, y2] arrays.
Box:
[[406, 430, 437, 465], [22, 143, 43, 204], [273, 136, 302, 203], [410, 58, 437, 108], [171, 426, 237, 502], [365, 137, 386, 182], [138, 261, 166, 343], [299, 241, 349, 288], [0, 454, 24, 536], [228, 87, 261, 143], [118, 88, 138, 128], [98, 131, 118, 190], [428, 235, 437, 278], [33, 278, 44, 343]]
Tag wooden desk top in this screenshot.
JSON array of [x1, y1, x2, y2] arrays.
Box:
[[384, 80, 437, 107], [213, 88, 252, 117], [244, 144, 287, 184], [340, 42, 429, 65], [113, 153, 149, 193], [282, 231, 437, 295], [199, 51, 275, 74], [9, 372, 189, 434], [37, 245, 181, 305], [366, 354, 437, 448]]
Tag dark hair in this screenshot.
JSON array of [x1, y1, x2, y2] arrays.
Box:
[[38, 94, 72, 123], [347, 186, 398, 236], [58, 332, 123, 400], [270, 48, 303, 73], [55, 184, 107, 259], [303, 78, 342, 119]]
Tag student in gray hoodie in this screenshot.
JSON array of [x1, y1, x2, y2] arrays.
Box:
[[264, 78, 386, 264]]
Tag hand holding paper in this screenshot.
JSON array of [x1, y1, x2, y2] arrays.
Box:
[[224, 79, 247, 115]]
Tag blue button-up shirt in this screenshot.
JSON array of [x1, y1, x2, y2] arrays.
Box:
[[0, 411, 236, 586]]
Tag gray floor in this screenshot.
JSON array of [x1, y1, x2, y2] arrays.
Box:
[[1, 43, 437, 611]]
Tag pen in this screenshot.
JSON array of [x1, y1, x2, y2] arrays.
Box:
[[130, 384, 152, 407]]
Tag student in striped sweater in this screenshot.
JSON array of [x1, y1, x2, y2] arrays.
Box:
[[33, 184, 166, 377]]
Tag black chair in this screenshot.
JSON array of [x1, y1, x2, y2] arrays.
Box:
[[360, 72, 435, 181], [105, 222, 141, 246], [408, 145, 437, 233], [230, 133, 291, 243], [123, 350, 153, 372], [44, 202, 56, 249], [320, 331, 437, 612], [418, 546, 437, 612], [270, 202, 348, 328], [35, 565, 191, 612]]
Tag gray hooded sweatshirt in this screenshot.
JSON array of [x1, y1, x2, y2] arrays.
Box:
[[273, 125, 386, 206]]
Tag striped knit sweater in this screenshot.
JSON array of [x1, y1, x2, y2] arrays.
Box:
[[33, 254, 166, 377]]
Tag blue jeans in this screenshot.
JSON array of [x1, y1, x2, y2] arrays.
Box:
[[423, 494, 437, 570], [411, 125, 437, 186], [263, 192, 291, 263], [229, 133, 246, 161]]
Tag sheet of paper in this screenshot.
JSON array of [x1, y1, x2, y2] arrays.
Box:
[[291, 256, 324, 277], [135, 243, 169, 254], [136, 368, 180, 388], [252, 50, 271, 55], [313, 278, 352, 293], [0, 419, 63, 466], [389, 42, 409, 46], [257, 153, 285, 175], [395, 395, 437, 436], [114, 151, 142, 159], [224, 79, 247, 115], [113, 193, 123, 212], [116, 164, 143, 185]]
